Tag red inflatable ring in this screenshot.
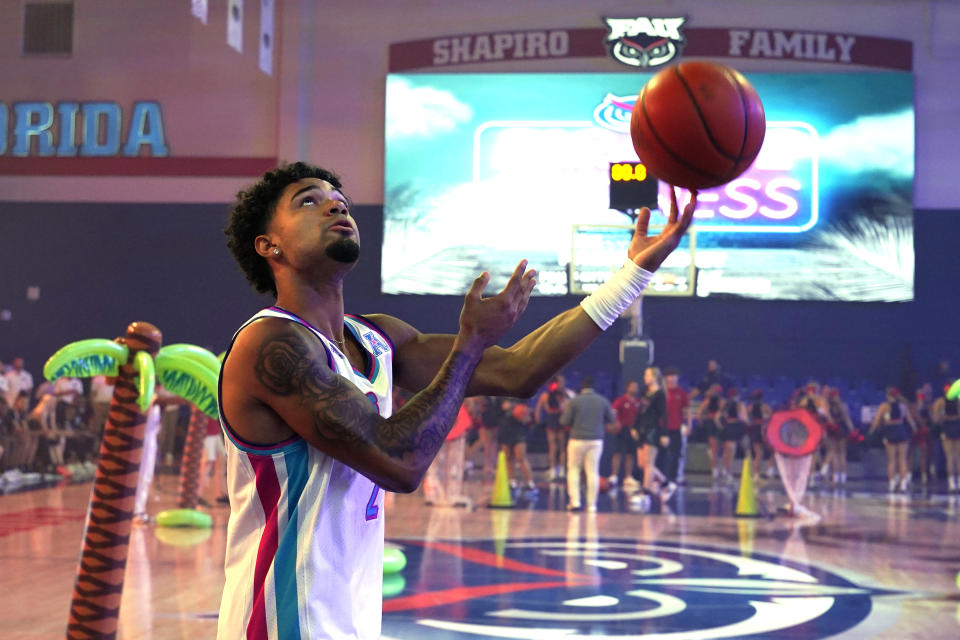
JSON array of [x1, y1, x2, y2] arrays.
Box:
[[766, 409, 824, 457]]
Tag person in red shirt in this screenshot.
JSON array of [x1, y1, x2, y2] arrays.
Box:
[[609, 380, 642, 490], [662, 368, 690, 482]]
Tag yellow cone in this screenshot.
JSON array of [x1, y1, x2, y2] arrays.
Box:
[[736, 519, 756, 557], [491, 508, 512, 563], [736, 454, 759, 517], [488, 450, 514, 508]]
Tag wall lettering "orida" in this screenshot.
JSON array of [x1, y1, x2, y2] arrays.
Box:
[[0, 101, 168, 157]]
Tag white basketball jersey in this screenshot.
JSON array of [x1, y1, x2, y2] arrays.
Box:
[[217, 306, 393, 640]]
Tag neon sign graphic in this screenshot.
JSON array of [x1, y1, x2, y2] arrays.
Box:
[[659, 122, 819, 233], [591, 94, 819, 233]]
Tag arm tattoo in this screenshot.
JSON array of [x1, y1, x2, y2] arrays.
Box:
[[254, 328, 479, 467]]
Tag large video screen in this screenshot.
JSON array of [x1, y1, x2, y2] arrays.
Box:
[[383, 72, 913, 301]]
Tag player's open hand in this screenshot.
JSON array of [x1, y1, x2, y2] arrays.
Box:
[[627, 186, 697, 272], [457, 260, 537, 351]]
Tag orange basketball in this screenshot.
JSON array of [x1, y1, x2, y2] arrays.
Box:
[[630, 61, 765, 190]]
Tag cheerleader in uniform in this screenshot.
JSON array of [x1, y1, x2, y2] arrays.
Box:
[[823, 387, 854, 485], [933, 385, 960, 492], [910, 386, 934, 486], [869, 388, 918, 492]]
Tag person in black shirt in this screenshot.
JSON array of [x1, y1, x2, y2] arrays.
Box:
[[696, 384, 723, 480], [498, 402, 536, 492], [692, 360, 730, 400], [717, 387, 746, 482], [746, 390, 772, 479], [631, 367, 670, 493]]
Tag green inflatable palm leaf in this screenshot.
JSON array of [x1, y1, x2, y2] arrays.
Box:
[[155, 350, 220, 419], [132, 351, 156, 413], [43, 339, 129, 382]]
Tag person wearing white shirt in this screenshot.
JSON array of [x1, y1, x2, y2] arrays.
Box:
[[5, 358, 34, 408], [53, 376, 83, 427], [53, 376, 83, 404], [89, 375, 115, 436]]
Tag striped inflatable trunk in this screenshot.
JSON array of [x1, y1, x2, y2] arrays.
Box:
[[176, 406, 207, 509], [66, 322, 161, 640]]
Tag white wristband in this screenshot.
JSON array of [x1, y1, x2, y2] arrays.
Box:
[[579, 260, 653, 330]]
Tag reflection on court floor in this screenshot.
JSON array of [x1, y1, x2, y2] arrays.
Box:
[[0, 474, 958, 639]]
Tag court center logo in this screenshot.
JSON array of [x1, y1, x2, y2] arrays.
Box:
[[604, 16, 687, 68], [382, 537, 896, 639]]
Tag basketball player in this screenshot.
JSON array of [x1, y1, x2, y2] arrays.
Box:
[[218, 162, 696, 638]]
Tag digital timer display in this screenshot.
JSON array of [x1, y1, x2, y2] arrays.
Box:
[[609, 161, 658, 211], [610, 162, 648, 182]]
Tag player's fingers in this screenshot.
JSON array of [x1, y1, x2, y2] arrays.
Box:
[[467, 271, 490, 300], [517, 272, 537, 316], [668, 186, 679, 224], [502, 260, 528, 295], [521, 269, 537, 291], [635, 207, 650, 239], [678, 190, 698, 233]]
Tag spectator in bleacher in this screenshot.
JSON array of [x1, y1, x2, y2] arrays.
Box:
[[662, 368, 690, 483], [717, 387, 747, 483], [4, 358, 33, 408], [33, 379, 53, 403], [61, 402, 96, 466], [52, 375, 83, 427], [28, 393, 63, 472], [823, 387, 854, 485], [746, 389, 773, 479], [870, 388, 917, 493], [535, 375, 573, 482], [0, 393, 32, 474], [691, 360, 730, 400], [609, 380, 641, 491], [697, 383, 723, 479], [561, 376, 615, 512], [89, 375, 115, 436], [631, 367, 670, 494], [0, 397, 14, 472], [0, 366, 8, 403], [932, 383, 960, 492]]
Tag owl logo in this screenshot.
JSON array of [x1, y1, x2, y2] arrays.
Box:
[[604, 16, 687, 68]]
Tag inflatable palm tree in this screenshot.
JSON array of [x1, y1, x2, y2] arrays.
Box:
[[43, 323, 218, 640]]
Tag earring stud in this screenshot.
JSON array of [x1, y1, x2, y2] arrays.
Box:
[[273, 248, 280, 256]]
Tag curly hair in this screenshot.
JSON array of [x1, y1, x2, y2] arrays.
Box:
[[225, 162, 342, 296]]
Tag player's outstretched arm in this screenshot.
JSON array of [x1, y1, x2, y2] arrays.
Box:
[[220, 271, 527, 493], [380, 188, 697, 398]]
